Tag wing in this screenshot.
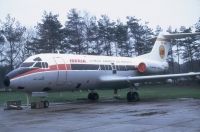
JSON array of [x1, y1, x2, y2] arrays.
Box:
[[100, 72, 200, 83]]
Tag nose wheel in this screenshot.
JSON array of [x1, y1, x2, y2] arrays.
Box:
[[88, 92, 99, 101], [3, 77, 10, 87]]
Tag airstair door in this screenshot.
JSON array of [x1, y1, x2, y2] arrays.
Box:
[[54, 57, 66, 85], [111, 63, 117, 74]]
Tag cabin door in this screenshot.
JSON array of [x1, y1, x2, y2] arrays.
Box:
[[54, 57, 67, 85], [111, 63, 117, 74]]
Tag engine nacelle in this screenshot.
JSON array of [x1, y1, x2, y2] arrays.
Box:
[[137, 61, 168, 74]]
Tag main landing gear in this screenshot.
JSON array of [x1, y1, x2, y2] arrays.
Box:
[[126, 82, 140, 102], [127, 91, 140, 102], [88, 91, 99, 101], [87, 82, 140, 102], [113, 88, 140, 102]]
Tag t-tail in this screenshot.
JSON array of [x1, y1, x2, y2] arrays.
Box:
[[135, 32, 200, 74], [143, 32, 200, 62]]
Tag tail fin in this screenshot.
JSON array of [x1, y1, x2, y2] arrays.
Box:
[[146, 32, 200, 62]]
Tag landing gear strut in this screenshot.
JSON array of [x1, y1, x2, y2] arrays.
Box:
[[88, 92, 99, 101], [26, 93, 31, 107], [113, 88, 120, 99]]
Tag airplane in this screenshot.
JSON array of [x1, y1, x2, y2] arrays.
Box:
[[3, 32, 200, 107]]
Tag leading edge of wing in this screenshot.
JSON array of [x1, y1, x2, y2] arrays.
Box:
[[100, 72, 200, 83]]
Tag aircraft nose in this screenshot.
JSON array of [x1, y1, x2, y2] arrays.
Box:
[[3, 76, 10, 87]]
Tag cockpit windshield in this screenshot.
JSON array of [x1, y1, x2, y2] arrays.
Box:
[[33, 62, 42, 68], [33, 62, 48, 68], [20, 62, 48, 68], [20, 62, 35, 67]]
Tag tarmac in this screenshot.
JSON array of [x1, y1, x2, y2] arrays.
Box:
[[0, 98, 200, 132]]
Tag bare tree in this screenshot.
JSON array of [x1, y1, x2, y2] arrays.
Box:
[[0, 14, 26, 70]]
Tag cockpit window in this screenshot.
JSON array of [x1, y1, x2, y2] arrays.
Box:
[[20, 62, 35, 67], [33, 62, 42, 68], [20, 61, 48, 68], [33, 62, 48, 68], [42, 62, 48, 68]]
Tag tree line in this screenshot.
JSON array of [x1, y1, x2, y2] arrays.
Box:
[[0, 8, 200, 86]]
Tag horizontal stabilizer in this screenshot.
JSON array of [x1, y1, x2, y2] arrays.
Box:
[[162, 32, 200, 39]]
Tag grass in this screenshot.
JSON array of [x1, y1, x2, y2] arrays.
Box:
[[0, 84, 200, 105], [139, 84, 200, 100]]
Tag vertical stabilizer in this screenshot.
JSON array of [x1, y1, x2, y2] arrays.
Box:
[[142, 32, 200, 62], [148, 34, 171, 62]]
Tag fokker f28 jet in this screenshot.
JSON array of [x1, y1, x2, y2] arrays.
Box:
[[3, 32, 200, 107]]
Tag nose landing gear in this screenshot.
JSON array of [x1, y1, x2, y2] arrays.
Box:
[[3, 77, 10, 87]]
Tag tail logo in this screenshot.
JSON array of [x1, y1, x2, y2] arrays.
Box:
[[159, 45, 165, 59]]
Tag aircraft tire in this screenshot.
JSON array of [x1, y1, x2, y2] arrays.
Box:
[[88, 93, 92, 100], [93, 93, 99, 101], [88, 93, 99, 101], [127, 92, 140, 102]]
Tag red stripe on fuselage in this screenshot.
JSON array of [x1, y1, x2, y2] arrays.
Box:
[[12, 64, 71, 80], [57, 64, 66, 70]]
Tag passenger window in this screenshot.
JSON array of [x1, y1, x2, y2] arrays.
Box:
[[120, 65, 126, 71], [124, 65, 127, 71], [116, 65, 120, 71], [100, 65, 105, 70], [105, 65, 109, 70], [108, 65, 112, 70], [126, 65, 130, 70]]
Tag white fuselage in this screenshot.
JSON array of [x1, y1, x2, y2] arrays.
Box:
[[6, 53, 168, 92]]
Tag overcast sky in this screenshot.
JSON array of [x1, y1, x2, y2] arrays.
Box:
[[0, 0, 200, 30]]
